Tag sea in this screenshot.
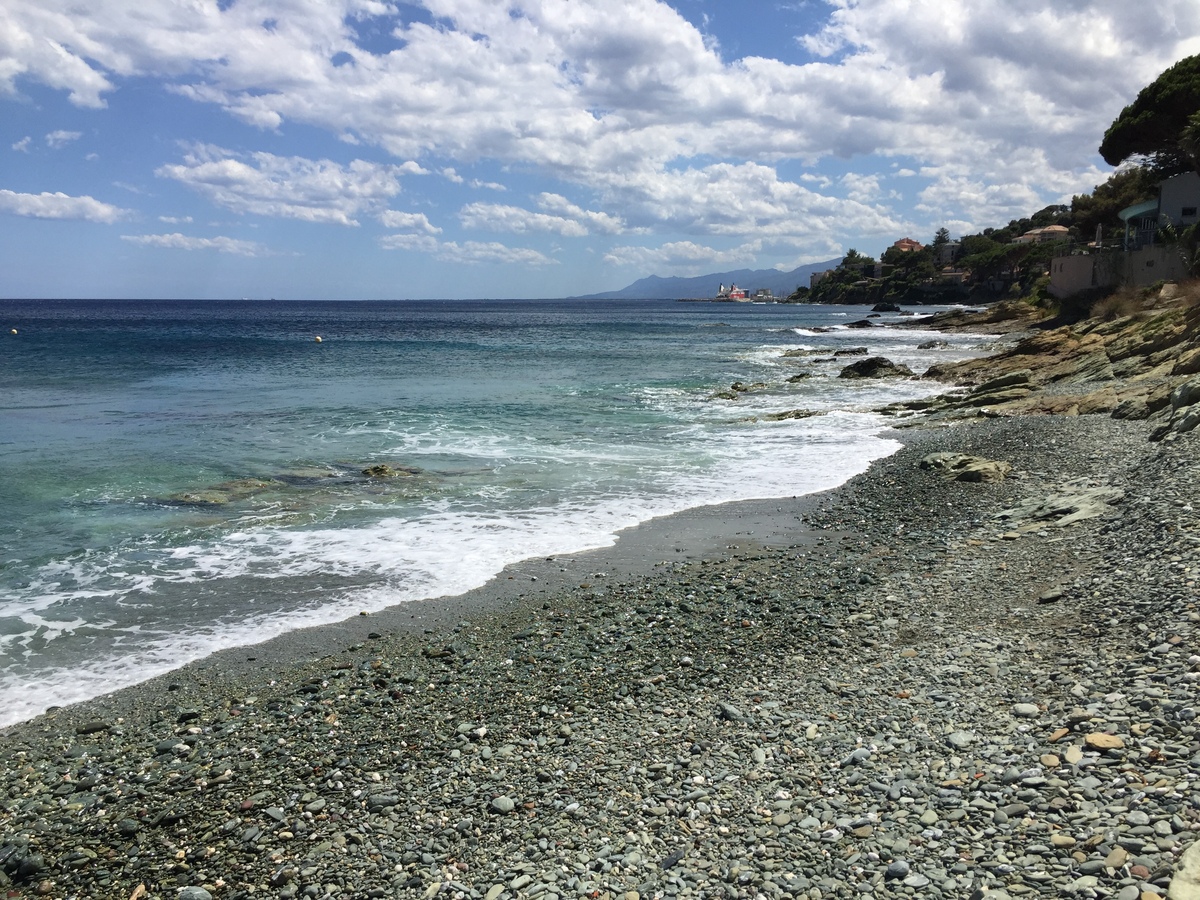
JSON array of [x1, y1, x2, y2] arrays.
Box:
[[0, 298, 988, 729]]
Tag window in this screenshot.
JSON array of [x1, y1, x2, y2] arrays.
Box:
[[1183, 207, 1197, 217]]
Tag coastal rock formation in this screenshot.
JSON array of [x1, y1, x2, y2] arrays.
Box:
[[995, 479, 1125, 528], [762, 408, 823, 421], [893, 287, 1200, 430], [1150, 376, 1200, 441], [919, 451, 1012, 482], [838, 356, 914, 379]]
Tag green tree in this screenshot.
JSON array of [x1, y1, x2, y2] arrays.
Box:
[[1029, 204, 1071, 228], [1070, 167, 1159, 241], [880, 245, 937, 300], [958, 234, 1002, 257], [839, 248, 876, 271], [1100, 55, 1200, 176]]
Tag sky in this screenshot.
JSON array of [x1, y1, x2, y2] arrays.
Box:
[[2, 0, 1199, 300]]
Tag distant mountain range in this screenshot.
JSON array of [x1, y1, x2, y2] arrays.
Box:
[[574, 259, 841, 300]]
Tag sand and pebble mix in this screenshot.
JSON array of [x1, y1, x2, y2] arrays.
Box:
[[3, 340, 1200, 899]]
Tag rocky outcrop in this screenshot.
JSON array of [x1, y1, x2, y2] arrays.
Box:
[[1150, 376, 1200, 441], [892, 287, 1200, 434], [763, 408, 823, 421], [919, 452, 1012, 483], [995, 479, 1125, 528], [838, 356, 914, 379], [709, 381, 769, 400]]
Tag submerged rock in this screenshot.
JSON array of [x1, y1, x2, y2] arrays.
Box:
[[361, 463, 420, 478], [164, 478, 277, 506], [763, 408, 822, 421]]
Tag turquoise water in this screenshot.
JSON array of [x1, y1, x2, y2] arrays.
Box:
[[0, 298, 983, 726]]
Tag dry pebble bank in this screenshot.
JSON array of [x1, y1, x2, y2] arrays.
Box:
[[2, 416, 1200, 900]]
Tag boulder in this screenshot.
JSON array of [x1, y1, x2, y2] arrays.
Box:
[[872, 302, 901, 312], [995, 482, 1124, 527], [846, 319, 874, 329], [763, 409, 822, 421], [920, 452, 1012, 483], [1169, 839, 1200, 899], [839, 357, 914, 379], [1149, 377, 1200, 440], [1171, 377, 1200, 412]]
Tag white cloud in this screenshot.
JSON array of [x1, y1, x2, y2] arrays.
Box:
[[156, 144, 407, 226], [379, 232, 440, 253], [471, 179, 507, 191], [534, 193, 626, 233], [0, 188, 129, 222], [460, 202, 590, 236], [841, 173, 880, 204], [45, 129, 81, 148], [593, 162, 905, 242], [380, 231, 555, 265], [158, 214, 193, 224], [12, 136, 31, 153], [3, 0, 1199, 260], [436, 240, 557, 266], [603, 240, 762, 272], [379, 210, 441, 233], [458, 191, 633, 237], [121, 232, 267, 256]]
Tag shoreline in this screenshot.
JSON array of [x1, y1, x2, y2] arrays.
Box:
[[4, 411, 1198, 899], [5, 485, 842, 739], [4, 295, 1200, 899]]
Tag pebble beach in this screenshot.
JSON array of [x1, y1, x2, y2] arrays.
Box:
[[4, 308, 1200, 900]]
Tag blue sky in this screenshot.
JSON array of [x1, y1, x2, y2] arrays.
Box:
[[2, 0, 1198, 300]]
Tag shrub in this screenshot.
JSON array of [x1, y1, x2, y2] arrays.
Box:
[[1090, 288, 1147, 321]]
